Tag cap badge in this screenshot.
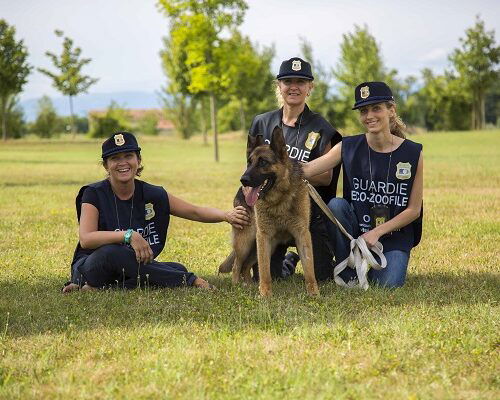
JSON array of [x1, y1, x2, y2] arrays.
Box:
[[360, 86, 370, 99], [305, 131, 321, 150], [291, 60, 301, 71], [145, 203, 155, 221], [114, 134, 125, 146], [396, 162, 412, 180]]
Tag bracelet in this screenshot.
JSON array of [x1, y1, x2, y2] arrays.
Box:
[[124, 229, 133, 245]]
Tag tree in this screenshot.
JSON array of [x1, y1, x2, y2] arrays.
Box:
[[0, 96, 27, 139], [415, 68, 470, 131], [332, 25, 398, 132], [33, 95, 59, 138], [38, 30, 98, 137], [218, 31, 275, 133], [88, 101, 129, 138], [0, 19, 31, 141], [158, 0, 248, 161], [450, 16, 500, 130], [160, 25, 199, 140]]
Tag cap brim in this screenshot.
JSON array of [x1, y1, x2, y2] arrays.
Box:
[[352, 97, 393, 110], [102, 146, 141, 158], [277, 74, 314, 80]]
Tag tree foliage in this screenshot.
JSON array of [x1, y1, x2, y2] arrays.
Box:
[[88, 101, 129, 138], [332, 25, 398, 132], [38, 30, 98, 135], [158, 0, 248, 161], [33, 95, 59, 138], [217, 31, 275, 132], [0, 19, 31, 140], [449, 16, 500, 129]]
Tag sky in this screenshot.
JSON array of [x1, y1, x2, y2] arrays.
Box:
[[2, 0, 500, 102]]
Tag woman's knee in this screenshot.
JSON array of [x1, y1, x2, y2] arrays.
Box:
[[327, 198, 351, 217], [369, 250, 409, 288]]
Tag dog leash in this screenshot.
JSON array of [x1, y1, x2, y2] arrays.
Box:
[[306, 182, 387, 290]]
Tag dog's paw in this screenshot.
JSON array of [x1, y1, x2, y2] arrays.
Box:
[[259, 285, 273, 298], [306, 283, 320, 296]]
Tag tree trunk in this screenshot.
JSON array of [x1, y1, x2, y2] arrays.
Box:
[[239, 99, 246, 134], [1, 97, 7, 141], [200, 99, 208, 146], [209, 92, 219, 162], [69, 95, 76, 138], [480, 91, 486, 130]]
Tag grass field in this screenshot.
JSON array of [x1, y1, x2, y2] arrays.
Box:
[[0, 130, 499, 399]]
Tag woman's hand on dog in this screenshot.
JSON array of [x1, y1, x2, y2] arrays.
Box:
[[225, 206, 250, 229]]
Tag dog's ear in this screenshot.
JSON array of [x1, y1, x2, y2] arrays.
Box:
[[246, 134, 264, 159], [270, 127, 287, 160]]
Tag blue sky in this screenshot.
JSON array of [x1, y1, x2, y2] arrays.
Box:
[[3, 0, 500, 101]]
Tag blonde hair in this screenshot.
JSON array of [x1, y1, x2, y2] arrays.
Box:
[[386, 101, 406, 139]]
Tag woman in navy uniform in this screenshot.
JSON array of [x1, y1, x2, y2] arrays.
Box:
[[63, 132, 249, 292], [303, 82, 423, 288], [247, 57, 342, 281]]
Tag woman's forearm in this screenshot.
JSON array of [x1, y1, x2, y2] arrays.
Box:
[[303, 142, 342, 179], [372, 206, 421, 238], [79, 230, 126, 249]]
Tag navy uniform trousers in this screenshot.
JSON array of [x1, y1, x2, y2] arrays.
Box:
[[71, 244, 197, 289]]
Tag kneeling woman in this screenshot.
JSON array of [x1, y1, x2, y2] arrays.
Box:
[[303, 82, 423, 288], [63, 132, 249, 292]]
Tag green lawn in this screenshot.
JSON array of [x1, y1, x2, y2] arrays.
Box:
[[0, 131, 498, 399]]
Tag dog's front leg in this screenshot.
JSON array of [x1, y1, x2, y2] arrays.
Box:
[[256, 230, 272, 297], [295, 230, 320, 296]]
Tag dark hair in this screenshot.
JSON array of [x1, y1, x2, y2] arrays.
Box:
[[102, 151, 144, 176]]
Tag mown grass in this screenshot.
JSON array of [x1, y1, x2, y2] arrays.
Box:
[[0, 130, 498, 399]]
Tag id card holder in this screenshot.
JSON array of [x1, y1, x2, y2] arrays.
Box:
[[370, 204, 390, 230]]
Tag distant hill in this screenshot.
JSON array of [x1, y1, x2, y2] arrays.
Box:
[[20, 91, 164, 121]]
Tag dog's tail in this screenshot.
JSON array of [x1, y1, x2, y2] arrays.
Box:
[[218, 251, 235, 274]]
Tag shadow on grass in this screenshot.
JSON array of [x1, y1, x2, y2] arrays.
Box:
[[1, 270, 497, 339]]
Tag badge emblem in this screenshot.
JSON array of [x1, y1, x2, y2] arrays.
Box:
[[375, 216, 386, 227], [291, 60, 301, 71], [360, 86, 370, 99], [305, 131, 321, 150], [145, 203, 155, 221], [114, 134, 125, 146], [396, 162, 412, 180]]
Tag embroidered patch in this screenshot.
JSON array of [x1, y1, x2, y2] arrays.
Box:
[[360, 86, 370, 99], [291, 60, 301, 71], [304, 131, 321, 150], [114, 134, 125, 146], [396, 162, 412, 180], [145, 203, 155, 221]]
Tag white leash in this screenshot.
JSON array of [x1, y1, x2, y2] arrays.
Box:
[[307, 182, 387, 290]]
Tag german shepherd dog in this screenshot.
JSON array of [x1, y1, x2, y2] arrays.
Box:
[[218, 127, 319, 297]]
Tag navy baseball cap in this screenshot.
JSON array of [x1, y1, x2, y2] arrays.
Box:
[[276, 57, 314, 80], [101, 131, 141, 159], [352, 81, 394, 110]]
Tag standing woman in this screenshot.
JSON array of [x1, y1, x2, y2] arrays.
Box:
[[303, 82, 423, 288], [63, 132, 249, 292], [246, 57, 342, 281]]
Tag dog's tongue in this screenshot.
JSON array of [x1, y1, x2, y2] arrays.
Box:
[[244, 186, 259, 207]]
